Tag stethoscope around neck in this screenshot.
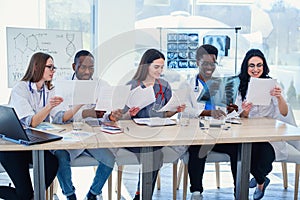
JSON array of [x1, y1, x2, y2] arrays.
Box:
[[28, 81, 46, 107], [194, 75, 210, 95], [194, 76, 215, 110], [194, 75, 202, 92]]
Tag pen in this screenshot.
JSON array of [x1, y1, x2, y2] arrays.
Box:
[[58, 128, 66, 133]]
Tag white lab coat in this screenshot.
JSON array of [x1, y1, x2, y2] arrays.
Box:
[[8, 81, 63, 126], [8, 81, 81, 160], [180, 76, 206, 118], [235, 92, 294, 161]]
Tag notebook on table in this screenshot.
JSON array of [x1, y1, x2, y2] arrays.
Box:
[[0, 105, 63, 145]]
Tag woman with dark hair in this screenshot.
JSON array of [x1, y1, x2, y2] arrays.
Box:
[[0, 52, 81, 200], [237, 49, 288, 200], [238, 49, 270, 102], [123, 48, 185, 200]]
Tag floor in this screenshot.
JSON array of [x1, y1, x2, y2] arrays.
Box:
[[112, 162, 298, 200], [0, 161, 296, 200]]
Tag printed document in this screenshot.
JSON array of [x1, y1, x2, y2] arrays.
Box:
[[158, 88, 187, 112], [246, 77, 277, 105], [55, 80, 97, 105], [126, 86, 156, 109], [95, 85, 131, 111]]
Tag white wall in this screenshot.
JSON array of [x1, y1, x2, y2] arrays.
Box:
[[96, 1, 138, 85], [0, 0, 45, 104]]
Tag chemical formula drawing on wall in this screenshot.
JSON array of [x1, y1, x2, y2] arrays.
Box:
[[6, 27, 83, 87]]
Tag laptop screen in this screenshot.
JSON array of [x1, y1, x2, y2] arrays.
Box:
[[0, 105, 29, 141]]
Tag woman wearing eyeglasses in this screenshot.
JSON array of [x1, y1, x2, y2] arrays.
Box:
[[0, 52, 81, 200], [236, 49, 289, 200]]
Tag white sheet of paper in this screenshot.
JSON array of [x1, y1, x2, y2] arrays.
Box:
[[247, 77, 276, 105], [226, 110, 239, 119], [158, 88, 187, 112], [133, 117, 176, 127], [95, 85, 131, 111], [55, 80, 97, 105], [126, 86, 156, 109], [31, 122, 65, 132], [62, 131, 96, 141]]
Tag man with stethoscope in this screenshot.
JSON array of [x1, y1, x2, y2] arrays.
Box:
[[53, 50, 121, 200], [183, 44, 239, 200]]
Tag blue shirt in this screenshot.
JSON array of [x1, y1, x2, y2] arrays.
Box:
[[196, 78, 216, 110]]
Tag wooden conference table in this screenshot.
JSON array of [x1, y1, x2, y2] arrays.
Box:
[[0, 118, 300, 200]]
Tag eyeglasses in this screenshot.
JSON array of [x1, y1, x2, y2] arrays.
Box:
[[78, 65, 95, 71], [248, 63, 263, 68], [45, 65, 57, 71], [199, 61, 218, 67]]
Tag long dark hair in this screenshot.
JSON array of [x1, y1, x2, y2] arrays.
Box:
[[238, 49, 271, 101], [21, 52, 54, 90], [132, 49, 165, 81]]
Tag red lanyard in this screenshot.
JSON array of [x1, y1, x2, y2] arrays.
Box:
[[137, 79, 164, 101], [155, 79, 164, 101]]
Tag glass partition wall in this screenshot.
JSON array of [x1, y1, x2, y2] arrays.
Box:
[[1, 0, 299, 123]]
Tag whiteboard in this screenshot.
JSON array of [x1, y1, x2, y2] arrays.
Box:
[[6, 27, 83, 87]]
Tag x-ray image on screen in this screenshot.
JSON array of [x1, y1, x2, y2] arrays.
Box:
[[203, 35, 230, 56], [178, 52, 188, 59], [167, 32, 199, 69], [178, 33, 189, 41], [188, 33, 199, 42], [167, 52, 178, 59], [167, 33, 177, 41]]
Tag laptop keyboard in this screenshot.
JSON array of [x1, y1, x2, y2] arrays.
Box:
[[27, 134, 43, 142], [22, 128, 62, 144]]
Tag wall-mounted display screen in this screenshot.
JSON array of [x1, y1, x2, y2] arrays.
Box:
[[167, 33, 198, 69]]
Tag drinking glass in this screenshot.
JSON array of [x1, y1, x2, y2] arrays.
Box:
[[72, 116, 84, 131], [179, 112, 190, 126]]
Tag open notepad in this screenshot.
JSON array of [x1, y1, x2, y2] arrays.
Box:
[[133, 117, 176, 127]]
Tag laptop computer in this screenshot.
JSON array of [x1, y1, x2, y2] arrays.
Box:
[[0, 105, 63, 145]]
